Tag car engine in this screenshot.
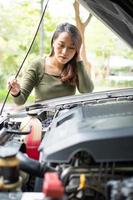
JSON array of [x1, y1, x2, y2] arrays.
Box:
[[0, 89, 133, 200]]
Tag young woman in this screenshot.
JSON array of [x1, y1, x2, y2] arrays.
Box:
[[8, 23, 94, 105]]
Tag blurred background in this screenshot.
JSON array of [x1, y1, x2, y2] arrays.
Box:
[[0, 0, 133, 104]]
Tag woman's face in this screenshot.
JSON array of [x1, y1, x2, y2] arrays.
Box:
[[53, 32, 76, 64]]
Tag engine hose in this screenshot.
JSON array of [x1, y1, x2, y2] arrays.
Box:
[[17, 152, 55, 178]]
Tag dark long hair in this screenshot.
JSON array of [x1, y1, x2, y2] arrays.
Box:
[[49, 23, 82, 85]]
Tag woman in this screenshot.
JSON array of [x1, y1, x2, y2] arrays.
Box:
[[8, 23, 94, 105]]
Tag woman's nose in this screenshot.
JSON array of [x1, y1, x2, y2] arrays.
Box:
[[62, 47, 68, 55]]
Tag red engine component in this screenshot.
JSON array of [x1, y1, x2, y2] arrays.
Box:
[[20, 111, 42, 160], [43, 172, 64, 198], [25, 127, 41, 160]]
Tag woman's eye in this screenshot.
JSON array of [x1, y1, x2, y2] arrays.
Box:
[[57, 43, 75, 51], [69, 47, 75, 50], [57, 43, 64, 48]]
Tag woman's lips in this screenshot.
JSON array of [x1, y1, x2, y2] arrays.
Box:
[[59, 56, 68, 63], [60, 56, 67, 60]]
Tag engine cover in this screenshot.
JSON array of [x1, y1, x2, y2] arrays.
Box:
[[40, 101, 133, 163]]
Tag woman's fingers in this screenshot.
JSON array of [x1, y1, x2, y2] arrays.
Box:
[[8, 79, 16, 89], [7, 78, 20, 95]]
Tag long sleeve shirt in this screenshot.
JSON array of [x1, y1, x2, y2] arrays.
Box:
[[13, 57, 94, 105]]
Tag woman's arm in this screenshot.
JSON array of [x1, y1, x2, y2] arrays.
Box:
[[76, 61, 94, 93], [12, 59, 43, 105]]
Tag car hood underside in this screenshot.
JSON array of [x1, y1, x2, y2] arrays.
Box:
[[79, 0, 133, 48]]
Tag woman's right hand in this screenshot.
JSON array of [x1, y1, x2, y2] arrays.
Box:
[[8, 78, 21, 96]]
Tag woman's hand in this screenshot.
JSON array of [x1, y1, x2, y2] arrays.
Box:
[[8, 78, 21, 96]]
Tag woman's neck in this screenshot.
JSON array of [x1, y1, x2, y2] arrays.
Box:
[[49, 56, 64, 70], [45, 56, 64, 76]]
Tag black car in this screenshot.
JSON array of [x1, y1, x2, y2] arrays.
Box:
[[0, 0, 133, 200]]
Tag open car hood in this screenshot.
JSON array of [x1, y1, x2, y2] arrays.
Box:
[[79, 0, 133, 48]]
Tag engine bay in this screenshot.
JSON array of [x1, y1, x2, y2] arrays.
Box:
[[0, 89, 133, 199]]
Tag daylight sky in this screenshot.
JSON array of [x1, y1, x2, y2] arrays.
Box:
[[0, 0, 87, 19], [0, 0, 73, 16]]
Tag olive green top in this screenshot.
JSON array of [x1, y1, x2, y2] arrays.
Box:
[[13, 57, 94, 105]]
